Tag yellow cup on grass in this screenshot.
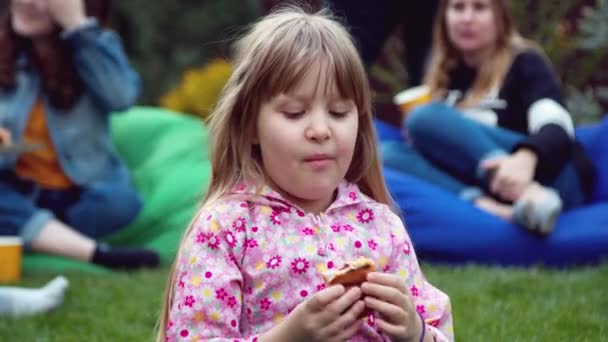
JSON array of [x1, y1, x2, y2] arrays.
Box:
[[0, 237, 23, 283], [393, 85, 432, 119]]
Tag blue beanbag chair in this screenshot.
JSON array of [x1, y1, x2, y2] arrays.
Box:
[[376, 116, 608, 266]]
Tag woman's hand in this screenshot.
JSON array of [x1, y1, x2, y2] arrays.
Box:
[[47, 0, 87, 31], [272, 285, 364, 342], [0, 127, 12, 147], [361, 272, 422, 342], [480, 149, 538, 202]]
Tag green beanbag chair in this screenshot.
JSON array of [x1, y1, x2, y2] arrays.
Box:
[[22, 106, 211, 273]]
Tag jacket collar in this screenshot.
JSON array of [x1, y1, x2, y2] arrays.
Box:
[[230, 180, 372, 214]]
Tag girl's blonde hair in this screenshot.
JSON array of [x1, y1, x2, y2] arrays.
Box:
[[424, 0, 540, 107], [157, 7, 393, 340]]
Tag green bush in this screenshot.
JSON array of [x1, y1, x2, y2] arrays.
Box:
[[512, 0, 608, 123], [110, 0, 260, 104]]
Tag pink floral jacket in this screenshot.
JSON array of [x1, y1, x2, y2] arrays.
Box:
[[166, 181, 454, 341]]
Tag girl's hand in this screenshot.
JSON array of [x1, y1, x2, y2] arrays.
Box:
[[0, 127, 12, 147], [361, 272, 421, 342], [284, 285, 365, 342], [47, 0, 87, 31], [480, 149, 538, 202]]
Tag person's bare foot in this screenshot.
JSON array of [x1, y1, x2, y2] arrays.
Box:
[[475, 196, 513, 221]]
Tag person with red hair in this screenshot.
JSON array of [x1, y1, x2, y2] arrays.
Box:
[[0, 0, 158, 270]]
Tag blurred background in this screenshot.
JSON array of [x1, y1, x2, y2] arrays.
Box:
[[110, 0, 608, 124]]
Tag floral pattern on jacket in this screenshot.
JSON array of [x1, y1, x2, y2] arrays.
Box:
[[166, 181, 454, 341]]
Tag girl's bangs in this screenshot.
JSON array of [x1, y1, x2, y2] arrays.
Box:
[[253, 21, 367, 112]]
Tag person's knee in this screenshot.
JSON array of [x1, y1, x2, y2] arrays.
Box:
[[404, 102, 452, 142], [405, 103, 445, 141], [68, 185, 142, 237], [102, 188, 142, 229]]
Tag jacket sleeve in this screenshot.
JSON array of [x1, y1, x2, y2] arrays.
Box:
[[62, 19, 141, 112], [166, 207, 259, 342], [511, 51, 574, 181], [385, 211, 454, 341]]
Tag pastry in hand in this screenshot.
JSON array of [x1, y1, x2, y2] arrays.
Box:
[[322, 257, 376, 319]]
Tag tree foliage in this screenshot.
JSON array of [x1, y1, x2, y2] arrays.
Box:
[[110, 0, 260, 103]]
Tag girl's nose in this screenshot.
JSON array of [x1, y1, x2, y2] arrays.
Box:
[[305, 112, 331, 142]]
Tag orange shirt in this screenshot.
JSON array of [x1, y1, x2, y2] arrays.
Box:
[[15, 97, 74, 189]]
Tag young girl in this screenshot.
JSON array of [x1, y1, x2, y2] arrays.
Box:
[[159, 8, 453, 342], [382, 0, 596, 235]]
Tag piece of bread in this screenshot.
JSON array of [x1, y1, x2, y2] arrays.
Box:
[[322, 257, 376, 286], [322, 257, 376, 319]]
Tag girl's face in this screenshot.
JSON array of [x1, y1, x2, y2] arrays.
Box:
[[256, 62, 359, 213], [445, 0, 498, 57], [11, 0, 55, 38]]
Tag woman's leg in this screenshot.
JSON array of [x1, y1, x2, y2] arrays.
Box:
[[29, 219, 96, 261], [0, 171, 96, 261], [37, 182, 143, 239], [404, 103, 586, 234], [381, 140, 478, 198], [405, 102, 586, 210], [35, 183, 157, 269], [405, 102, 522, 185], [1, 171, 157, 268], [549, 162, 585, 210]]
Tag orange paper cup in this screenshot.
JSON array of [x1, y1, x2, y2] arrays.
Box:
[[0, 237, 23, 283], [393, 85, 432, 119]]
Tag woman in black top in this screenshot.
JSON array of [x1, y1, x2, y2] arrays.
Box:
[[382, 0, 595, 235]]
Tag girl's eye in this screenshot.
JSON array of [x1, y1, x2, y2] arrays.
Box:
[[283, 111, 304, 118], [330, 111, 349, 118]]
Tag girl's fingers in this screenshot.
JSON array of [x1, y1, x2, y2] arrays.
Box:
[[362, 281, 408, 308], [363, 296, 405, 323], [376, 317, 416, 340], [321, 300, 365, 338], [325, 286, 362, 317], [306, 285, 345, 312], [332, 318, 362, 342], [365, 272, 407, 294]]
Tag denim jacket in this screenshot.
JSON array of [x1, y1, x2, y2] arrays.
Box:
[[0, 20, 140, 187]]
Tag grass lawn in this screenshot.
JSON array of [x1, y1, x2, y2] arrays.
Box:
[[1, 263, 607, 341]]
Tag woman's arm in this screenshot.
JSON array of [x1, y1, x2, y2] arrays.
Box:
[[511, 51, 574, 182], [62, 21, 141, 112]]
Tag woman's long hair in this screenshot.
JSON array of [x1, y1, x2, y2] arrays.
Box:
[[157, 6, 394, 341], [0, 0, 111, 108], [424, 0, 539, 107]]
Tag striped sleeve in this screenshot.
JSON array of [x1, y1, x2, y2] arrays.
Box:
[[512, 51, 575, 181]]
